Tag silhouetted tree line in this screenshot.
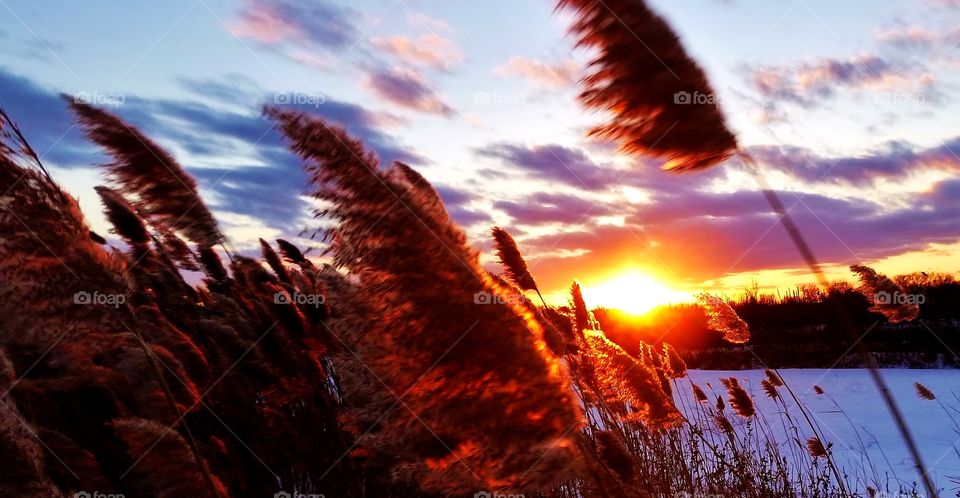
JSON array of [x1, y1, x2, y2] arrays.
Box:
[[595, 279, 960, 369]]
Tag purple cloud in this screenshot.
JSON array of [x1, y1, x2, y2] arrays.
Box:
[[747, 138, 960, 186], [494, 192, 616, 225], [475, 142, 623, 189], [229, 0, 357, 50], [364, 68, 456, 117], [467, 138, 960, 290], [748, 54, 935, 110]]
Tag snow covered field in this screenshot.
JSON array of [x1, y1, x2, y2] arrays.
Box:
[[681, 369, 960, 493]]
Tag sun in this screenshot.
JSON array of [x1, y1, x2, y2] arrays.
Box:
[[582, 271, 691, 316]]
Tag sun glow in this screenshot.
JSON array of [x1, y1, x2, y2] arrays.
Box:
[[583, 271, 691, 316]]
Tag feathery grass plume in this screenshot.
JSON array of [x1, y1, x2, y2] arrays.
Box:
[[696, 293, 750, 344], [95, 185, 151, 250], [914, 382, 936, 401], [582, 329, 681, 428], [267, 108, 581, 493], [662, 343, 687, 378], [198, 246, 229, 284], [570, 280, 598, 333], [715, 395, 725, 412], [713, 413, 734, 435], [276, 238, 317, 271], [656, 367, 672, 397], [492, 226, 540, 292], [556, 0, 737, 170], [388, 160, 450, 225], [765, 369, 784, 388], [850, 264, 920, 323], [721, 377, 755, 418], [813, 385, 825, 395], [760, 379, 780, 400], [89, 230, 107, 244], [641, 342, 663, 369], [692, 383, 708, 403], [260, 238, 293, 285], [66, 98, 223, 248], [158, 228, 201, 272], [540, 304, 580, 350], [806, 436, 828, 458]]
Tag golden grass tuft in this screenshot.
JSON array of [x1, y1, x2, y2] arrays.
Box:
[[697, 293, 750, 344], [806, 436, 828, 459], [760, 379, 779, 400], [692, 384, 708, 403], [722, 377, 755, 418], [914, 382, 936, 401]]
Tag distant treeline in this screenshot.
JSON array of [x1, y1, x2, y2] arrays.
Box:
[[593, 275, 960, 369]]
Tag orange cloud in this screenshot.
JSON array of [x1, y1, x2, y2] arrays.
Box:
[[493, 56, 580, 88], [372, 34, 464, 70]]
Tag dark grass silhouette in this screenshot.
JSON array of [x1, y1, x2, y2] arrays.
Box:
[[0, 2, 953, 496], [0, 97, 948, 497]]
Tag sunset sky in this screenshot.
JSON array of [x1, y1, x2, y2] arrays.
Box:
[[2, 0, 958, 306]]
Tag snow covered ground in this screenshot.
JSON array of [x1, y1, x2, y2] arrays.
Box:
[[680, 369, 960, 493]]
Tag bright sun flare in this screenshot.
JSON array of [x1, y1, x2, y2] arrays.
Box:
[[582, 271, 691, 315]]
